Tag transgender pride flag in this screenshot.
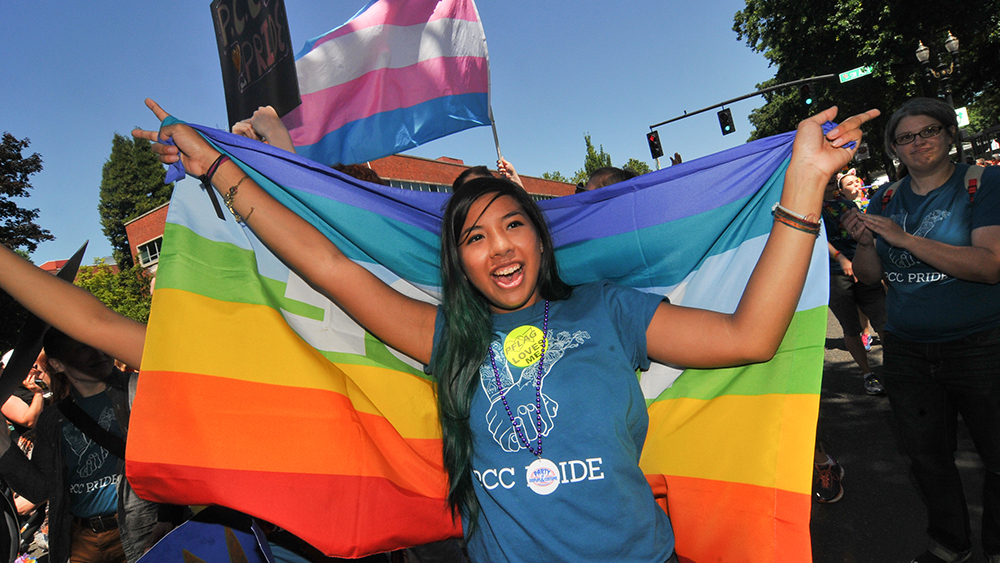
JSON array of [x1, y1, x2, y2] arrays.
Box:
[[128, 119, 827, 562], [280, 0, 492, 165]]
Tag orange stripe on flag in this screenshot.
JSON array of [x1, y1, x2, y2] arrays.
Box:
[[129, 370, 448, 497], [663, 475, 812, 563]]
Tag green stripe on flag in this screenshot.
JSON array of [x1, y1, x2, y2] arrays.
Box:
[[647, 306, 826, 403], [157, 223, 325, 321]]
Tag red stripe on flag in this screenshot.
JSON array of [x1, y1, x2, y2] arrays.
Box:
[[126, 461, 461, 557]]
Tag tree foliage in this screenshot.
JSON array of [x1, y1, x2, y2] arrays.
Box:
[[733, 0, 1000, 177], [0, 133, 53, 253], [0, 132, 54, 351], [74, 259, 153, 323], [544, 135, 653, 184], [623, 158, 653, 175], [541, 171, 569, 183], [573, 134, 613, 184], [98, 134, 173, 268]]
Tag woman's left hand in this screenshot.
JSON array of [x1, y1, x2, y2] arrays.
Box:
[[860, 213, 909, 247]]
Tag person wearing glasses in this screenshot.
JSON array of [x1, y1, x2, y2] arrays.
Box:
[[844, 98, 1000, 563]]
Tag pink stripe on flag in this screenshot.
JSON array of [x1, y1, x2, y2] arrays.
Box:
[[314, 0, 481, 49], [284, 56, 488, 145]]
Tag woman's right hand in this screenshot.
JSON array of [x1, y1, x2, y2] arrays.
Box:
[[132, 99, 221, 178], [22, 374, 42, 394], [842, 208, 875, 246]]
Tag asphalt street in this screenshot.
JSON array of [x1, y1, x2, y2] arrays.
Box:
[[811, 311, 986, 562]]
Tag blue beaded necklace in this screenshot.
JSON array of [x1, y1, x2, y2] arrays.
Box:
[[487, 300, 549, 458]]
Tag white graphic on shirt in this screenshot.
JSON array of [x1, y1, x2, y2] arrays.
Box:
[[888, 209, 950, 269], [480, 330, 590, 452], [62, 406, 116, 479]]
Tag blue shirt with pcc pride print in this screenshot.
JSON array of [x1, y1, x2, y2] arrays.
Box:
[[868, 164, 1000, 341], [430, 282, 673, 562]]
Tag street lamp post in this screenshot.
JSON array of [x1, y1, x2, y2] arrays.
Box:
[[916, 32, 963, 161]]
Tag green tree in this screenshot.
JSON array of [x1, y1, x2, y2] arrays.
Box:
[[0, 133, 54, 350], [74, 259, 153, 323], [572, 134, 613, 184], [541, 171, 569, 183], [733, 0, 1000, 176], [1, 133, 53, 253], [544, 136, 654, 185], [623, 158, 652, 175], [98, 134, 173, 268]]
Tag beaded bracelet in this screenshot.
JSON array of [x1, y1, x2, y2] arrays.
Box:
[[772, 202, 815, 223], [200, 154, 230, 185], [222, 175, 250, 223], [771, 204, 821, 236], [773, 213, 821, 236]]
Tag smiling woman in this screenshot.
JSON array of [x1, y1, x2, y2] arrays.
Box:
[[456, 189, 546, 313]]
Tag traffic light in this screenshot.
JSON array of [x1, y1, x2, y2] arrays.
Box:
[[647, 130, 664, 159], [800, 83, 813, 105], [718, 108, 736, 136]]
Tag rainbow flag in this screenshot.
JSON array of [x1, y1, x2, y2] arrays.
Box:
[[280, 0, 492, 166], [129, 122, 826, 562]]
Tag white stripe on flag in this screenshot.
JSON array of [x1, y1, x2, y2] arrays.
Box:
[[296, 18, 487, 95]]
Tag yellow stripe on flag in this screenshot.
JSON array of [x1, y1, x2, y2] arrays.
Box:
[[142, 288, 440, 435], [642, 393, 818, 494]]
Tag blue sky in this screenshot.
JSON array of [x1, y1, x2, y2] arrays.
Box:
[[1, 1, 778, 265]]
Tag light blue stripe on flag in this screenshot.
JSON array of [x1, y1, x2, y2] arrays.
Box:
[[294, 93, 490, 166]]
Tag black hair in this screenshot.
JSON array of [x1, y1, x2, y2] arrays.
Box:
[[582, 167, 637, 192], [331, 163, 386, 185], [42, 327, 78, 365], [452, 166, 493, 191], [434, 177, 571, 532]]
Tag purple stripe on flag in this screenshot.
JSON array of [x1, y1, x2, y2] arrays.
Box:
[[283, 57, 489, 145], [540, 131, 795, 245], [310, 0, 481, 51]]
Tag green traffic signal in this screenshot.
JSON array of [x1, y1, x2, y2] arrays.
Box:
[[718, 108, 736, 136]]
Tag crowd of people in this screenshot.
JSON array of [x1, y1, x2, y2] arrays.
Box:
[[0, 95, 995, 563]]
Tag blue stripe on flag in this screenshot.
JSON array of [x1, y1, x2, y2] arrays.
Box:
[[294, 93, 490, 166]]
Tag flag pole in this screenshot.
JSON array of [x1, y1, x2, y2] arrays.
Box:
[[490, 107, 502, 162], [472, 0, 500, 164]]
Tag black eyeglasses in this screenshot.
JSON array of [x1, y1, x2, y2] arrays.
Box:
[[893, 124, 944, 146]]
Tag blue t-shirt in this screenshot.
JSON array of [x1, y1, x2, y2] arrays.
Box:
[[868, 164, 1000, 341], [62, 391, 123, 518], [822, 196, 861, 272], [430, 282, 673, 562]]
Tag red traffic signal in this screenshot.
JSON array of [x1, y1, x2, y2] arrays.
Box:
[[647, 130, 664, 159]]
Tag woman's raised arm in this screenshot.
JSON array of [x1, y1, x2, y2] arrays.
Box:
[[132, 100, 437, 364], [647, 106, 880, 368], [0, 244, 146, 368]]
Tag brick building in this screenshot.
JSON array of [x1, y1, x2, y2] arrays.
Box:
[[123, 203, 170, 274], [124, 154, 573, 273]]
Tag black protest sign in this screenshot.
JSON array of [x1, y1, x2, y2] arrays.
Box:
[[211, 0, 301, 127]]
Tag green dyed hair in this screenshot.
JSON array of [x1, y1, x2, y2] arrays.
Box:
[[434, 177, 572, 532]]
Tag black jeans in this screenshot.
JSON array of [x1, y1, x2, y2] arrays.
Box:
[[882, 326, 1000, 556]]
